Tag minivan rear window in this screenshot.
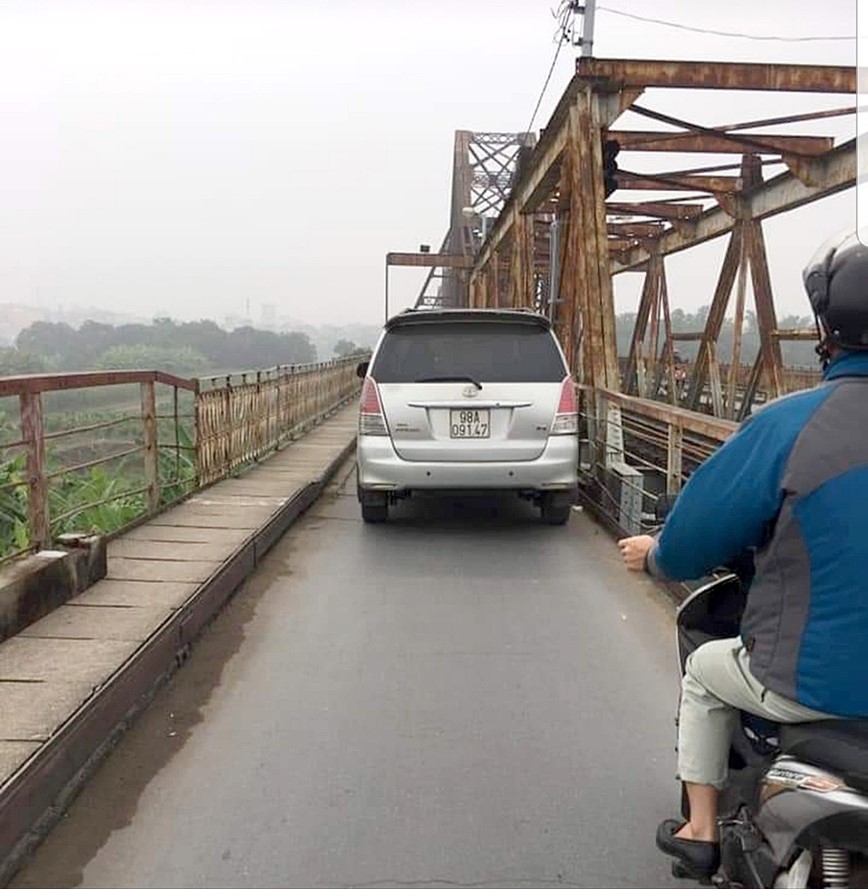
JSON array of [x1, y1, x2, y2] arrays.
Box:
[[371, 321, 567, 383]]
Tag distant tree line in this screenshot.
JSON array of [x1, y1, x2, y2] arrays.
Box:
[[0, 308, 820, 379], [332, 339, 369, 358], [2, 317, 318, 376], [615, 307, 819, 369]]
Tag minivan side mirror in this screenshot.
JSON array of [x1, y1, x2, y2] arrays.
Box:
[[356, 360, 370, 379], [655, 493, 678, 523]]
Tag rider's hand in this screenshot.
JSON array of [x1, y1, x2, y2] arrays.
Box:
[[618, 535, 655, 572]]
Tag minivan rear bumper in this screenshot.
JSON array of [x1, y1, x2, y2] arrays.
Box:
[[357, 434, 579, 492]]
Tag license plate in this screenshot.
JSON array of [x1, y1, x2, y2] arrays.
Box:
[[449, 409, 490, 439]]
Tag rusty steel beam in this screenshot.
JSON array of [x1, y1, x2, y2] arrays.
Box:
[[607, 238, 640, 251], [747, 218, 785, 399], [723, 106, 857, 132], [625, 104, 841, 158], [475, 128, 569, 270], [685, 229, 743, 410], [0, 370, 198, 397], [609, 130, 834, 156], [607, 222, 667, 238], [607, 201, 704, 220], [612, 141, 855, 272], [472, 78, 638, 283], [616, 171, 742, 192], [578, 58, 856, 94], [387, 252, 475, 269], [658, 265, 678, 406], [629, 102, 854, 138], [624, 254, 660, 395], [773, 328, 818, 340], [660, 160, 783, 177], [140, 381, 160, 515]]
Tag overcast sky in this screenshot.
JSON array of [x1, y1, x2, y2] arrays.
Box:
[[0, 0, 859, 329]]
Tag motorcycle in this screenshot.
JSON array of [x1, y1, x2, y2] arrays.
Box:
[[665, 507, 868, 887]]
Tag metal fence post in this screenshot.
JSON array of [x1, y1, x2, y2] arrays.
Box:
[[193, 380, 202, 488], [141, 380, 160, 514], [223, 378, 232, 478], [19, 391, 50, 549]]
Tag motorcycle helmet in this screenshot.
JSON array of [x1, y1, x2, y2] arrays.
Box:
[[802, 231, 868, 363]]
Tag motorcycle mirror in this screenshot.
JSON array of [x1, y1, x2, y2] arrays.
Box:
[[655, 493, 678, 522]]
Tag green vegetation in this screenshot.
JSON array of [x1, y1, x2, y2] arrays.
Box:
[[0, 311, 821, 378], [95, 344, 211, 375], [0, 453, 29, 553], [7, 316, 317, 376], [0, 407, 197, 560], [615, 308, 818, 368], [332, 339, 368, 358]]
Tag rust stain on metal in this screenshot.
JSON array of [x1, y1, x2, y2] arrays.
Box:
[[615, 171, 743, 193], [607, 201, 704, 220], [0, 370, 196, 398], [141, 381, 160, 515], [386, 252, 475, 269], [19, 392, 49, 550], [577, 59, 856, 94], [608, 130, 834, 156], [607, 222, 666, 238]]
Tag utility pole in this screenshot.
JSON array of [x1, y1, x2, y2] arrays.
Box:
[[580, 0, 597, 57], [384, 255, 390, 323]]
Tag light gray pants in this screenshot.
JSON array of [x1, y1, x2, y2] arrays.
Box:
[[678, 637, 835, 789]]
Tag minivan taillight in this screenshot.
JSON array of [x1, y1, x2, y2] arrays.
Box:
[[359, 378, 388, 436], [550, 377, 578, 435]]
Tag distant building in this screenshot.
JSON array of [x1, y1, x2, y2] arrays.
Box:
[[260, 303, 277, 330], [223, 314, 252, 331]]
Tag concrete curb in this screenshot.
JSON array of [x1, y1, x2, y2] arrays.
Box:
[[0, 437, 357, 887]]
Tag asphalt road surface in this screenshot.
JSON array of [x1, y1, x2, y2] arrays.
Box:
[[13, 463, 684, 889]]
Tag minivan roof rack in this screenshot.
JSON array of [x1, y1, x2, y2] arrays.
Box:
[[385, 307, 551, 331]]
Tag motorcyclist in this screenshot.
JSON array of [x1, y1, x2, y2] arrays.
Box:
[[618, 231, 868, 879]]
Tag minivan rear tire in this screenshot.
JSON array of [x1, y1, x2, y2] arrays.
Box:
[[540, 495, 571, 526], [361, 502, 388, 523], [358, 485, 389, 524]]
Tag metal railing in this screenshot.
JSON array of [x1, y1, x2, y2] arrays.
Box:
[[0, 358, 362, 564], [196, 359, 361, 486], [577, 385, 736, 537], [589, 354, 820, 531]]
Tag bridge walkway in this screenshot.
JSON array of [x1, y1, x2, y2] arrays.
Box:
[[0, 405, 358, 876]]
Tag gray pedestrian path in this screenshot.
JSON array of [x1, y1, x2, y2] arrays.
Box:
[[0, 405, 358, 787]]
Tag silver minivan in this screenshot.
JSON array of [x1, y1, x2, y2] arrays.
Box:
[[355, 308, 579, 524]]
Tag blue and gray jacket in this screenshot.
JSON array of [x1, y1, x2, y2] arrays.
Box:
[[648, 352, 868, 717]]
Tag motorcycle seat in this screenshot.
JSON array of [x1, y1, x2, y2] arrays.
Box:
[[778, 720, 868, 793]]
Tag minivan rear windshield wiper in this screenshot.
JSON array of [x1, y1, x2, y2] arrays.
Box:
[[414, 375, 483, 390]]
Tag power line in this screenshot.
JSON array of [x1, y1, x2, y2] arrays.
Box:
[[597, 5, 855, 41], [526, 39, 566, 135], [526, 1, 578, 135]]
